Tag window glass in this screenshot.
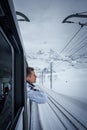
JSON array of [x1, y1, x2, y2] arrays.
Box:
[[0, 29, 13, 129]]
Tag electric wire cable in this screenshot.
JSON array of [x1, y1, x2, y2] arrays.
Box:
[[59, 27, 83, 55]]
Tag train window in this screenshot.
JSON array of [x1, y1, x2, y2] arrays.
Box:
[[0, 28, 13, 129]]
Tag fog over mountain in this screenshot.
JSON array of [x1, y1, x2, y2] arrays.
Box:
[[26, 49, 87, 72]]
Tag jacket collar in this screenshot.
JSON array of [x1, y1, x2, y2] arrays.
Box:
[[26, 81, 35, 87]]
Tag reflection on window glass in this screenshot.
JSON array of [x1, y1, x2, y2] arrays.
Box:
[[0, 30, 12, 129]]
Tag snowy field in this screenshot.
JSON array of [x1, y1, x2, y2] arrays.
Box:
[[36, 67, 87, 103]]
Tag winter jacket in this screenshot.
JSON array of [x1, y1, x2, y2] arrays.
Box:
[[26, 82, 47, 104]]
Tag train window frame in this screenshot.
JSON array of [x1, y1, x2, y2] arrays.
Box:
[[0, 27, 14, 129], [0, 26, 27, 130], [0, 0, 29, 129]]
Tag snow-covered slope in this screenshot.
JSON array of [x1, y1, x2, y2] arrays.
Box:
[[26, 49, 87, 99]]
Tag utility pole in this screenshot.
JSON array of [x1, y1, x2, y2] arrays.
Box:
[[50, 62, 52, 89]]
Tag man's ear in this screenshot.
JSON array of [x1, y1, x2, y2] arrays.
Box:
[[26, 75, 31, 81], [26, 76, 29, 81]]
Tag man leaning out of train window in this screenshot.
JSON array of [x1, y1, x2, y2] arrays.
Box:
[[26, 66, 48, 104]]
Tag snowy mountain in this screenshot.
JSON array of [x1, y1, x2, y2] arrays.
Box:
[[26, 49, 87, 71], [26, 49, 87, 99]]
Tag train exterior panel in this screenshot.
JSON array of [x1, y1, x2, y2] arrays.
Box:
[[0, 0, 29, 129]]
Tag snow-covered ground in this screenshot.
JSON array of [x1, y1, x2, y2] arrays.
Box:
[[41, 68, 87, 102], [27, 49, 87, 103]]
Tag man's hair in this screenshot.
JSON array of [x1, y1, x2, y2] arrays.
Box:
[[26, 67, 34, 76]]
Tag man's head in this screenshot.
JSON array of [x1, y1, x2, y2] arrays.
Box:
[[26, 67, 37, 83]]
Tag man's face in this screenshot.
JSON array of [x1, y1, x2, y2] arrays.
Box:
[[27, 70, 37, 83]]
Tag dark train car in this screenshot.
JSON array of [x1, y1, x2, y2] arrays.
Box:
[[0, 0, 29, 129]]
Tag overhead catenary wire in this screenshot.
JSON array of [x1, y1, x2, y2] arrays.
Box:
[[58, 12, 87, 56], [53, 12, 87, 70], [78, 11, 87, 15], [69, 42, 87, 57], [58, 26, 83, 55], [67, 34, 87, 55], [54, 27, 83, 67], [54, 27, 87, 68], [63, 28, 87, 54], [54, 40, 87, 69]]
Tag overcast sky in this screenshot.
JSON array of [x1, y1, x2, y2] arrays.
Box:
[[14, 0, 87, 53]]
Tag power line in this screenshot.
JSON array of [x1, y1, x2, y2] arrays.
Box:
[[78, 11, 87, 15], [54, 40, 87, 69], [59, 27, 83, 55], [67, 35, 87, 55], [53, 12, 87, 69], [54, 27, 83, 67], [69, 42, 87, 57], [54, 30, 87, 68], [64, 29, 87, 53], [59, 11, 87, 55]]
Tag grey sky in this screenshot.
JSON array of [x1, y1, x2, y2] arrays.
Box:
[[13, 0, 87, 71], [14, 0, 87, 52]]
